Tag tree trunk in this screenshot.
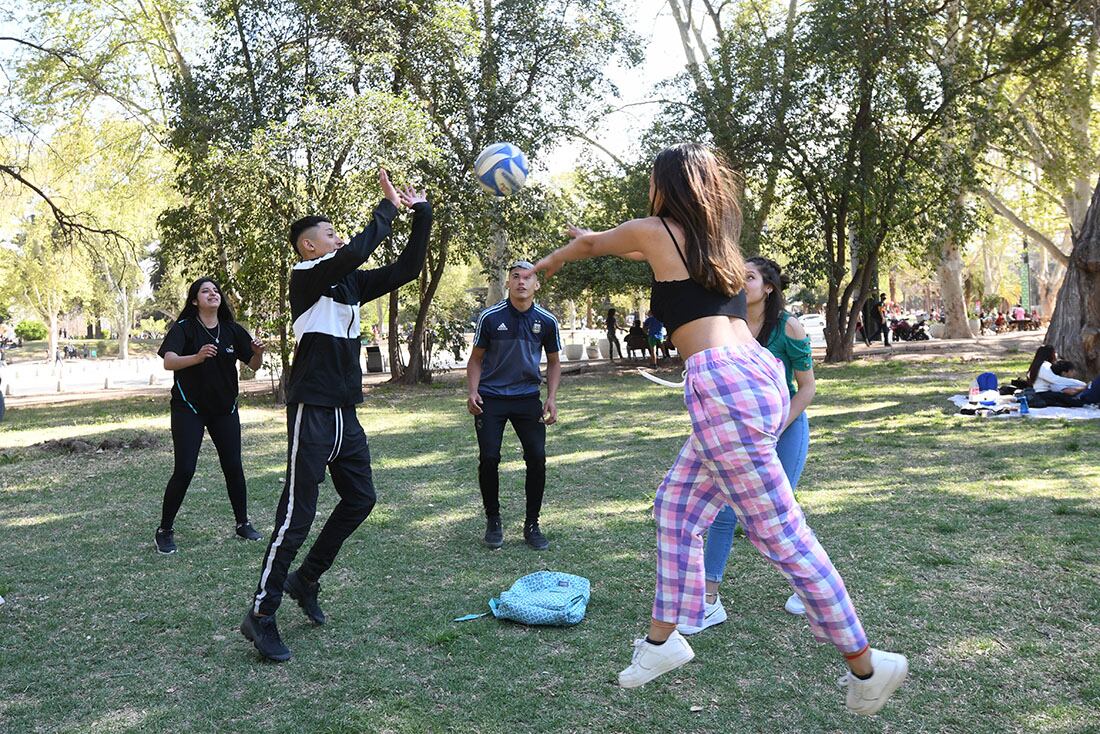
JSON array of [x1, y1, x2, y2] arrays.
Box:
[[400, 230, 451, 385], [1048, 177, 1100, 378], [117, 290, 131, 361], [937, 227, 974, 338], [387, 289, 403, 380], [48, 311, 59, 363], [486, 225, 507, 305]]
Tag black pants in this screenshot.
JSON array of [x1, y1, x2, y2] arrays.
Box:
[[161, 403, 247, 529], [474, 395, 546, 525], [252, 404, 376, 616], [1034, 390, 1084, 408], [607, 332, 623, 359]]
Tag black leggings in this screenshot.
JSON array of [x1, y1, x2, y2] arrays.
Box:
[[160, 403, 248, 529], [474, 395, 546, 524], [607, 332, 623, 359]]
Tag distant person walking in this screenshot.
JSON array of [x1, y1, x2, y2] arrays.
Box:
[[155, 277, 266, 554], [605, 308, 624, 360], [878, 294, 891, 347]]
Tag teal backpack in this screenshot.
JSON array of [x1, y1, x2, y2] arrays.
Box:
[[455, 571, 591, 627]]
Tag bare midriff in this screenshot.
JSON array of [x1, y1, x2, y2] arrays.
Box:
[[669, 315, 755, 361]]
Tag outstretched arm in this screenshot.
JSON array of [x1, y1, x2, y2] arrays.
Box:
[[358, 186, 433, 303], [293, 169, 403, 299], [533, 221, 651, 279]]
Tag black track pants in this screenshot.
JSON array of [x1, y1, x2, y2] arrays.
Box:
[[474, 395, 546, 525], [252, 404, 376, 616]]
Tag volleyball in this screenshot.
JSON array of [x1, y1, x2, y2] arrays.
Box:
[[474, 143, 529, 196]]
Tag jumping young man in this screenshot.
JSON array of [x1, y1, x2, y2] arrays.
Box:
[[241, 169, 431, 662], [466, 261, 561, 551]]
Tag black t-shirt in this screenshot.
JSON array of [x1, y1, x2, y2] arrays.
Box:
[[158, 319, 255, 416]]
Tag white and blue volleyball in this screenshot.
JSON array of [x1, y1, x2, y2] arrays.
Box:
[[474, 143, 529, 196]]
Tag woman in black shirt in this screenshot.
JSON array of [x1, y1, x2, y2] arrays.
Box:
[[155, 277, 265, 554]]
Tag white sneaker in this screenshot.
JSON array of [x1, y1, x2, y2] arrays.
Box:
[[840, 648, 908, 716], [677, 597, 728, 635], [617, 630, 695, 688], [784, 593, 806, 616]]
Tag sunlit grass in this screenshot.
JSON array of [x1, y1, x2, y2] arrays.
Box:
[[0, 355, 1097, 732]]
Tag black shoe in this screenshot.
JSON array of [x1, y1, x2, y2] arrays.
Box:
[[523, 522, 549, 551], [240, 611, 292, 661], [483, 515, 503, 549], [154, 528, 177, 554], [235, 521, 262, 541], [284, 570, 326, 625]]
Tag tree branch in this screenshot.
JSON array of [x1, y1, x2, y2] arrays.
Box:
[[976, 185, 1069, 266]]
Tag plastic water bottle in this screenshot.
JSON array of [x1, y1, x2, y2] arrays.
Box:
[[968, 381, 980, 401], [1019, 396, 1029, 415]]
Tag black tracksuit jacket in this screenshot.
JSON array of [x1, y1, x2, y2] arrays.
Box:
[[286, 199, 432, 406]]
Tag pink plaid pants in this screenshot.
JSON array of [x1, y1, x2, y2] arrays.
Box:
[[652, 344, 867, 654]]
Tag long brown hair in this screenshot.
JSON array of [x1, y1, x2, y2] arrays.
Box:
[[1027, 344, 1056, 386], [747, 257, 789, 346], [649, 143, 745, 296]]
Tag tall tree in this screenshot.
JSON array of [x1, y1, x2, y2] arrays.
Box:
[[361, 0, 638, 383], [1052, 175, 1100, 376]]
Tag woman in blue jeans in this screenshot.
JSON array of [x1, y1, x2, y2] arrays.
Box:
[[679, 256, 816, 635]]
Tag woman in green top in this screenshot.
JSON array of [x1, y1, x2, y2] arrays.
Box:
[[679, 256, 817, 635]]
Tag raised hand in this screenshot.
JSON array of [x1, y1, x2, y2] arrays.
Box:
[[532, 253, 562, 280], [566, 224, 592, 239], [398, 184, 427, 208], [379, 168, 401, 208]]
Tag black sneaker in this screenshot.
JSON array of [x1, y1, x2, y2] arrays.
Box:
[[235, 521, 262, 541], [240, 611, 292, 662], [154, 528, 177, 554], [483, 515, 503, 549], [523, 522, 549, 551], [284, 570, 326, 625]]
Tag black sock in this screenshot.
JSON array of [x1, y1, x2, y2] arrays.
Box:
[[645, 636, 667, 646], [854, 669, 873, 680]]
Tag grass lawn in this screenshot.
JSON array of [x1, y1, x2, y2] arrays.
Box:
[[1, 355, 1098, 733]]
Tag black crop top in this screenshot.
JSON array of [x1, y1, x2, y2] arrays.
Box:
[[650, 218, 747, 336]]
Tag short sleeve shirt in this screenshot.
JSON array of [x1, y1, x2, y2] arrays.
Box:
[[765, 312, 813, 396], [473, 300, 560, 399], [158, 319, 255, 415]]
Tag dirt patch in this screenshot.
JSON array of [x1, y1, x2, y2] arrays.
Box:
[[35, 432, 160, 455]]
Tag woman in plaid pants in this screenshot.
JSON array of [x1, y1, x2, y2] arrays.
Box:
[[534, 143, 906, 716]]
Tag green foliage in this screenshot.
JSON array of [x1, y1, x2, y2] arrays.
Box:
[[14, 319, 47, 341]]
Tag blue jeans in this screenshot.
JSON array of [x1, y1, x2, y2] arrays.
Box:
[[702, 411, 810, 583]]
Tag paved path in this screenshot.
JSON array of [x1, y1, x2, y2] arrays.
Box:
[[2, 329, 1045, 409]]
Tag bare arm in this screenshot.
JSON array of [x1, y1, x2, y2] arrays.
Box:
[[782, 317, 816, 431], [466, 346, 486, 415], [247, 340, 265, 371], [785, 369, 816, 430], [543, 351, 561, 425], [534, 221, 652, 278]]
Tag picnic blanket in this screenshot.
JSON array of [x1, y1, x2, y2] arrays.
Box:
[[949, 394, 1100, 420]]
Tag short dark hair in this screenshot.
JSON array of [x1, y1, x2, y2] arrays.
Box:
[[289, 215, 332, 252], [1051, 359, 1076, 377]]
